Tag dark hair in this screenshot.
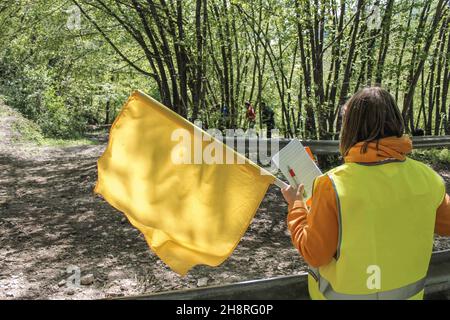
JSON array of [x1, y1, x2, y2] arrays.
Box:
[[339, 87, 405, 156]]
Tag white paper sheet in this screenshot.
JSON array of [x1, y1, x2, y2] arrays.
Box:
[[272, 139, 322, 200]]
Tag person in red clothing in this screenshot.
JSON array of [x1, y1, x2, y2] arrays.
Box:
[[281, 86, 450, 300], [244, 101, 256, 130]]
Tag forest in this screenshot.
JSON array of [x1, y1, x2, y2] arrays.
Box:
[[1, 0, 450, 140]]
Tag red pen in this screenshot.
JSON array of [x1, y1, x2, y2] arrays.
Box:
[[287, 165, 299, 186]]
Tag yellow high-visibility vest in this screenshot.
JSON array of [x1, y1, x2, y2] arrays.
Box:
[[308, 158, 445, 300]]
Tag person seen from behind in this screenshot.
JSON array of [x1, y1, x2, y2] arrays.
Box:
[[281, 86, 450, 300]]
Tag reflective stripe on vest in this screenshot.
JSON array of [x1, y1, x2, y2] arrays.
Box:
[[309, 267, 425, 300]]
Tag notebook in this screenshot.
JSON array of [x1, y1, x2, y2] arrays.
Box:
[[272, 139, 322, 200]]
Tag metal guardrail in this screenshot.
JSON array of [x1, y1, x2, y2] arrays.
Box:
[[224, 135, 450, 155], [89, 123, 450, 155], [412, 135, 450, 149], [118, 250, 450, 300]]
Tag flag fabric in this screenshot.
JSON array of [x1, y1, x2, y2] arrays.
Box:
[[95, 90, 275, 275]]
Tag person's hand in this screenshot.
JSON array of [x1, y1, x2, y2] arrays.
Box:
[[281, 184, 305, 209]]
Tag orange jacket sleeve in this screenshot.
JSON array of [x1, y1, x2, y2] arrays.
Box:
[[286, 175, 339, 268], [436, 193, 450, 236]]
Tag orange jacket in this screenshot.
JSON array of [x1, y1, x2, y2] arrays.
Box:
[[287, 136, 450, 268]]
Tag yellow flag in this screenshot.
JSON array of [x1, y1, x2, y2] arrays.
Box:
[[95, 90, 275, 275]]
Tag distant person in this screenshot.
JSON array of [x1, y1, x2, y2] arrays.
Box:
[[244, 101, 256, 130], [261, 102, 275, 138], [221, 104, 229, 118], [218, 104, 229, 132], [412, 128, 425, 136], [281, 86, 450, 300]]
